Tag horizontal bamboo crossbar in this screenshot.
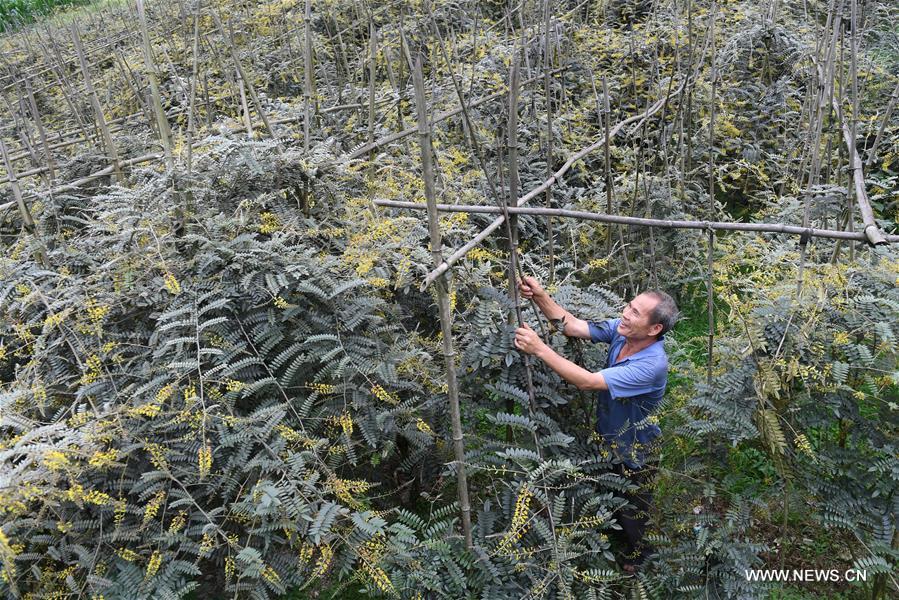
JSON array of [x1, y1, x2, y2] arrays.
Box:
[[374, 199, 899, 244]]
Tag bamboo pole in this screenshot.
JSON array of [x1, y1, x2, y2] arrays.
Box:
[[371, 200, 899, 244], [412, 55, 473, 549], [136, 0, 174, 172], [0, 136, 47, 266], [23, 77, 54, 184], [542, 0, 555, 284], [303, 0, 313, 153], [212, 11, 279, 145], [865, 80, 899, 168], [70, 23, 122, 182]]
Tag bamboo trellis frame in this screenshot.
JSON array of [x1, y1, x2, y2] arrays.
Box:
[[2, 0, 897, 559]]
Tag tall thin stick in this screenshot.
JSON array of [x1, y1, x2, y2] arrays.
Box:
[[136, 0, 174, 172], [0, 136, 46, 266], [542, 0, 555, 284], [70, 23, 122, 182], [412, 55, 473, 549], [303, 0, 313, 153]]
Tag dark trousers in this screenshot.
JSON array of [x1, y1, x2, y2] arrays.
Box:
[[610, 456, 658, 565]]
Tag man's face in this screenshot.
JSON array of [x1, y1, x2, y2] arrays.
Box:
[[617, 293, 663, 340]]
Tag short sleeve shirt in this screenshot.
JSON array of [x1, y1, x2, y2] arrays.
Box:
[[587, 318, 668, 468]]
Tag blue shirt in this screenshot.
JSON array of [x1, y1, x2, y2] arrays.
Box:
[[587, 318, 668, 468]]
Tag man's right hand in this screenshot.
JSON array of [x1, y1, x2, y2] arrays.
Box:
[[519, 276, 546, 300]]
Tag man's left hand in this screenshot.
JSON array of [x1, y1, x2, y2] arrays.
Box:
[[514, 323, 545, 356]]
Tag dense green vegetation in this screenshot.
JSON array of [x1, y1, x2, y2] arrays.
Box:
[[0, 0, 897, 598], [0, 0, 90, 32]]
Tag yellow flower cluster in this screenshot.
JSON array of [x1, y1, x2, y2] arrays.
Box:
[[328, 477, 370, 509], [467, 248, 495, 262], [357, 535, 395, 595], [259, 212, 281, 234], [79, 354, 103, 386], [371, 384, 399, 405], [498, 485, 532, 553], [88, 449, 119, 469], [261, 565, 281, 585], [587, 257, 609, 270], [309, 382, 336, 394], [183, 382, 198, 401], [225, 378, 244, 392], [142, 490, 166, 527], [44, 311, 65, 328], [329, 413, 353, 437], [145, 550, 162, 579], [313, 544, 333, 577], [145, 443, 169, 471], [415, 419, 433, 435], [224, 556, 236, 580], [199, 532, 215, 556], [163, 271, 181, 295], [273, 295, 291, 309], [366, 277, 389, 288], [114, 499, 127, 528], [117, 547, 138, 562], [832, 331, 851, 346], [86, 299, 110, 324], [81, 489, 113, 506], [162, 510, 184, 535], [298, 543, 314, 565], [198, 444, 213, 478], [43, 450, 70, 471]]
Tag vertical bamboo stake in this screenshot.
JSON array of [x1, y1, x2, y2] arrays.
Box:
[[238, 71, 254, 136], [23, 77, 54, 184], [186, 11, 200, 176], [602, 77, 635, 295], [303, 0, 313, 153], [706, 227, 714, 388], [71, 23, 122, 182], [848, 0, 859, 262], [412, 55, 473, 549], [0, 136, 47, 267], [367, 20, 377, 176], [601, 76, 613, 256], [708, 2, 717, 221], [136, 0, 174, 172], [212, 11, 279, 145], [865, 81, 899, 168], [542, 0, 555, 284]]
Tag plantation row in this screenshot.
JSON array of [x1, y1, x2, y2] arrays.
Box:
[[0, 0, 897, 599]]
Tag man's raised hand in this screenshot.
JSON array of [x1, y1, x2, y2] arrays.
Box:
[[518, 276, 546, 300], [514, 323, 545, 356]]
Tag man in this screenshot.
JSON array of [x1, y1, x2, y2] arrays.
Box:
[[513, 276, 678, 573]]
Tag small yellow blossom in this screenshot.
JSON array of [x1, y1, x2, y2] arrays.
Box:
[[163, 272, 181, 295], [259, 212, 281, 234], [142, 490, 166, 527], [371, 384, 399, 405], [313, 544, 333, 577], [198, 444, 213, 478], [146, 551, 162, 579], [43, 450, 70, 471]]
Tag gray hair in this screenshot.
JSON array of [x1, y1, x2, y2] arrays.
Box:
[[641, 289, 679, 338]]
